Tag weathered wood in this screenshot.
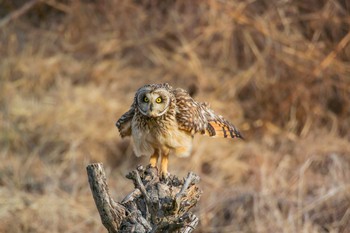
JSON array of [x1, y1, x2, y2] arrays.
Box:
[[87, 163, 202, 233], [87, 163, 127, 233]]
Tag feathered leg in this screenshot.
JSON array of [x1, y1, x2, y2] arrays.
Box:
[[149, 149, 159, 168], [160, 153, 169, 177]]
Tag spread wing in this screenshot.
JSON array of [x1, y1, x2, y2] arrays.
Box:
[[115, 107, 135, 138], [173, 88, 243, 139]]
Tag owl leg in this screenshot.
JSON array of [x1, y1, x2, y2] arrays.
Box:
[[149, 149, 159, 168], [160, 153, 169, 177]]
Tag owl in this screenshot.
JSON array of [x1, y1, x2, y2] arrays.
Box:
[[116, 83, 243, 176]]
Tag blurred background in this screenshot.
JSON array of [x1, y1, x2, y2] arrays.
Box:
[[1, 0, 350, 232]]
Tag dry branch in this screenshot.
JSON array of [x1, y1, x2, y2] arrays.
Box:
[[87, 163, 202, 233], [86, 163, 127, 232], [0, 0, 41, 28]]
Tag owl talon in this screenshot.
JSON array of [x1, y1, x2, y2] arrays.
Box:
[[161, 172, 169, 180], [149, 151, 159, 168]]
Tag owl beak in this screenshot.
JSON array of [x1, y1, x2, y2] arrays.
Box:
[[149, 112, 157, 117], [147, 103, 157, 117]]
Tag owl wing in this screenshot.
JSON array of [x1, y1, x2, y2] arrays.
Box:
[[116, 106, 135, 138], [173, 88, 243, 139]]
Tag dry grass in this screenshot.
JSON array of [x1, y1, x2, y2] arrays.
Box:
[[1, 0, 350, 232]]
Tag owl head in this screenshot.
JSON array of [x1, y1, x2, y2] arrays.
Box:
[[135, 83, 174, 118]]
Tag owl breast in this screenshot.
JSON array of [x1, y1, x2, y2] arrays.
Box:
[[131, 115, 193, 158]]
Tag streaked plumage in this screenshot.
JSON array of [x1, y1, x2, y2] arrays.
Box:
[[116, 83, 243, 175]]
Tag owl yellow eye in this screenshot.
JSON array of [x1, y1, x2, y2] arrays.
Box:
[[143, 96, 149, 102], [156, 97, 162, 103]]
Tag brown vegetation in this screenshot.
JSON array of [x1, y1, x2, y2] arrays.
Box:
[[0, 0, 350, 232]]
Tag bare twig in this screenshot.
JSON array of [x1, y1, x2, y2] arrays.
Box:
[[175, 172, 200, 212], [176, 172, 200, 199], [122, 189, 142, 204], [133, 170, 151, 204], [0, 0, 42, 28], [181, 214, 199, 233], [312, 31, 350, 77], [44, 0, 71, 13]]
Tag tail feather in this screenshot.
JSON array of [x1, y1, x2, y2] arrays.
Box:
[[205, 120, 243, 139]]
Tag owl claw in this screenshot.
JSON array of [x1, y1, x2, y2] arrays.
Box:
[[161, 172, 169, 180]]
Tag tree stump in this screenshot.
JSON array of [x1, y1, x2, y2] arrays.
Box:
[[87, 163, 202, 233]]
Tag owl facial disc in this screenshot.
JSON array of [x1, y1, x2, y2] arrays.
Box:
[[137, 88, 170, 118]]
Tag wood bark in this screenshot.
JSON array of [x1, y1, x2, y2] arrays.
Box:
[[87, 163, 201, 233]]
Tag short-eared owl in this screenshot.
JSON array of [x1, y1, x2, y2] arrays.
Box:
[[116, 83, 243, 176]]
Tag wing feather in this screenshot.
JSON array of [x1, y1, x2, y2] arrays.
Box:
[[116, 107, 135, 138], [173, 88, 207, 135], [173, 88, 243, 139]]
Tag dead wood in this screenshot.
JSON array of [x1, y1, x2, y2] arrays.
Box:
[[87, 163, 202, 233]]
